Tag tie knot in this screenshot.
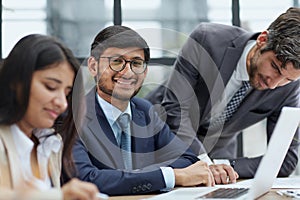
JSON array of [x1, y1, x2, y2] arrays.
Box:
[[242, 81, 251, 90], [117, 113, 130, 131]]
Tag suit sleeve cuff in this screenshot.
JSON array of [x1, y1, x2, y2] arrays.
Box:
[[213, 159, 230, 165], [160, 167, 175, 191]]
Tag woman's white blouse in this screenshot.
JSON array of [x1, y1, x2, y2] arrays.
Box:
[[10, 124, 61, 190]]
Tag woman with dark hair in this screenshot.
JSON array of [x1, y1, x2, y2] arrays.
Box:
[[0, 34, 100, 199]]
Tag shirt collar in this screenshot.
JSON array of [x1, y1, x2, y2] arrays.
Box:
[[236, 40, 256, 81], [11, 124, 33, 159], [11, 124, 61, 158], [96, 93, 132, 126], [33, 128, 61, 156]]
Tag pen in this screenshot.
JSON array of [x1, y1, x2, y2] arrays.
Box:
[[276, 191, 283, 196], [96, 192, 109, 199]]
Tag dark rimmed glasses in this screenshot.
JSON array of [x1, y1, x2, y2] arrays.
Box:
[[100, 56, 147, 74]]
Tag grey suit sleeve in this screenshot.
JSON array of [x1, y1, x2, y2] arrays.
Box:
[[160, 30, 221, 155], [232, 127, 299, 178], [231, 81, 300, 178]]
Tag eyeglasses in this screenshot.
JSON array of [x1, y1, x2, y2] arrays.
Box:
[[100, 56, 147, 74]]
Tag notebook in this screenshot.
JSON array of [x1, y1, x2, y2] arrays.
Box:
[[146, 106, 300, 200]]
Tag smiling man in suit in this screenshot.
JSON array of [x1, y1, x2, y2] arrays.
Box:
[[71, 25, 239, 196], [146, 7, 300, 178]]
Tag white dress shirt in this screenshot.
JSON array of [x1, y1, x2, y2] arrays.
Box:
[[11, 124, 61, 190]]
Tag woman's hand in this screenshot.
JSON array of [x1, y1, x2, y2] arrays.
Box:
[[62, 178, 100, 200]]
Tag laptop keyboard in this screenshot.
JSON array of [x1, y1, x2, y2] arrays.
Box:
[[196, 188, 249, 199]]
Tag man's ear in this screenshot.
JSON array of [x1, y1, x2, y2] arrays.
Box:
[[256, 30, 268, 47], [88, 56, 98, 77], [143, 67, 148, 76]]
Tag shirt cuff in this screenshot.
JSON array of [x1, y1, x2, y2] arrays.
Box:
[[160, 167, 175, 191], [198, 153, 213, 165], [213, 159, 230, 165]]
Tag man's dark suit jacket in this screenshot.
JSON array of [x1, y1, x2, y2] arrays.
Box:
[[72, 88, 199, 195], [146, 22, 300, 178]]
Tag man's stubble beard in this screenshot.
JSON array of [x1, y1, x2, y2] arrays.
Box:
[[98, 80, 144, 101], [248, 54, 261, 90]]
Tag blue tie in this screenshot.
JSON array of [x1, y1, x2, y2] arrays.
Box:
[[210, 81, 251, 129], [117, 114, 132, 170]]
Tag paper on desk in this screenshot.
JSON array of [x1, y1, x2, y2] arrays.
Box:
[[215, 177, 300, 189], [272, 177, 300, 188]]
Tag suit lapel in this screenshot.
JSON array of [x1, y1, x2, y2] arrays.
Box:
[[202, 47, 243, 119], [218, 33, 251, 89], [131, 102, 144, 168], [130, 99, 157, 169], [0, 126, 23, 188], [83, 89, 124, 169], [203, 32, 258, 120], [218, 32, 259, 85]]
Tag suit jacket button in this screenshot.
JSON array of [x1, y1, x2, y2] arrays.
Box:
[[132, 186, 137, 193], [142, 185, 147, 191], [137, 185, 142, 192], [146, 183, 152, 190]]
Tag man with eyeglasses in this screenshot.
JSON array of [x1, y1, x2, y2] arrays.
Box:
[[70, 25, 237, 196]]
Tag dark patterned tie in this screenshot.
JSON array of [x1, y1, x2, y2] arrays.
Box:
[[117, 114, 132, 170], [210, 81, 251, 129]]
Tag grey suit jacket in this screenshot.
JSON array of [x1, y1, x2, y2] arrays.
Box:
[[146, 22, 300, 178]]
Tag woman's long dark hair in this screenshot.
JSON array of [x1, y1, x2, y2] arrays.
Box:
[[0, 34, 82, 182]]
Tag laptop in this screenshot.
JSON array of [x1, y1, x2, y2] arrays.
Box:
[[146, 106, 300, 200]]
